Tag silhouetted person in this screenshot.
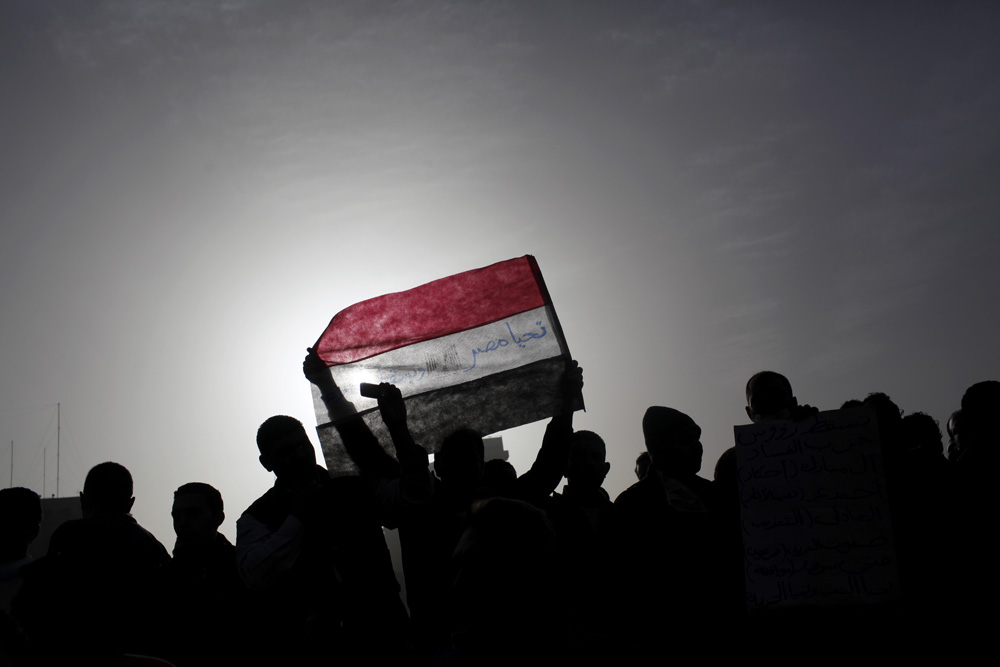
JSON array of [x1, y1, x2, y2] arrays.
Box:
[[949, 380, 1000, 634], [445, 497, 563, 666], [303, 351, 582, 659], [637, 406, 713, 506], [546, 429, 613, 551], [956, 381, 1000, 473], [161, 482, 246, 666], [858, 392, 954, 637], [17, 462, 169, 661], [0, 487, 41, 665], [236, 414, 406, 664], [711, 445, 746, 626], [612, 407, 721, 657], [49, 462, 169, 567], [544, 430, 615, 659], [958, 381, 1000, 460], [0, 488, 40, 614], [719, 371, 820, 633]]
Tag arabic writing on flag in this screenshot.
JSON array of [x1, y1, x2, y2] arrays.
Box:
[[310, 255, 575, 475]]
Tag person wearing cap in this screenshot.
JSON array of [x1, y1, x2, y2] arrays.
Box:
[[610, 406, 721, 658], [620, 406, 712, 510]]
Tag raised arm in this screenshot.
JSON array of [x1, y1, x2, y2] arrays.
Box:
[[516, 359, 584, 503], [303, 346, 356, 423], [303, 347, 399, 479], [376, 383, 434, 507]]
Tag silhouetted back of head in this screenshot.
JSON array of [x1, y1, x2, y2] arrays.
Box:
[[572, 430, 606, 458], [642, 406, 703, 475], [482, 459, 517, 498], [862, 392, 902, 428], [746, 371, 797, 422], [567, 430, 610, 488], [83, 462, 134, 515], [436, 428, 485, 488], [862, 392, 904, 459], [901, 412, 943, 456], [960, 380, 1000, 451]]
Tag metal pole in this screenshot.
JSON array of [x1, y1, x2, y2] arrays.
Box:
[[56, 402, 60, 498]]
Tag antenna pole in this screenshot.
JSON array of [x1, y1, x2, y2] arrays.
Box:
[[56, 403, 61, 498]]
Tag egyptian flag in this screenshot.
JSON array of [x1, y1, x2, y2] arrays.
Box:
[[310, 255, 577, 475]]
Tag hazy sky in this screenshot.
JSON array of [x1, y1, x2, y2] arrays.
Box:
[[3, 0, 998, 547]]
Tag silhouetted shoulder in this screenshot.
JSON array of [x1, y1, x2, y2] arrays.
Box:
[[50, 516, 169, 569], [613, 477, 656, 508]]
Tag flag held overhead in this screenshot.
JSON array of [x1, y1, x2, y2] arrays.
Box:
[[309, 255, 577, 475]]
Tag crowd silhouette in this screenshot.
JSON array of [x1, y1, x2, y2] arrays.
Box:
[[0, 353, 995, 665]]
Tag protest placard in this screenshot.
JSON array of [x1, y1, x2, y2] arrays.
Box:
[[734, 408, 899, 610]]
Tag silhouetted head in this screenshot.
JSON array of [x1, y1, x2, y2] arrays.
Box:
[[81, 462, 134, 517], [172, 482, 224, 543], [566, 430, 610, 489], [451, 497, 557, 628], [256, 415, 316, 480], [436, 428, 485, 494], [642, 406, 703, 475], [745, 371, 797, 422], [0, 487, 42, 561], [901, 412, 943, 457], [862, 392, 902, 431], [960, 380, 1000, 456], [482, 459, 517, 498], [841, 399, 863, 410], [861, 392, 906, 476]]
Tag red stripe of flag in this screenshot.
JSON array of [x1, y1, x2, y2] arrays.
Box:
[[314, 256, 548, 366]]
